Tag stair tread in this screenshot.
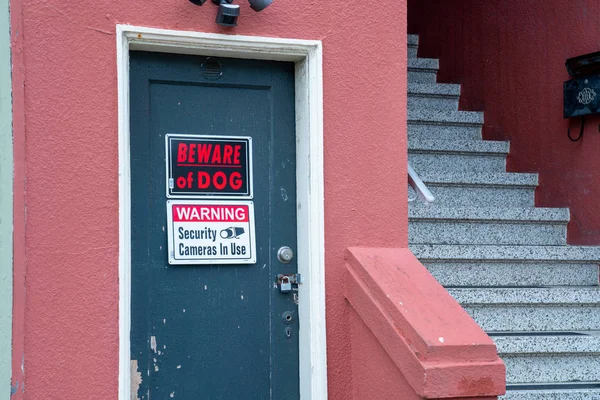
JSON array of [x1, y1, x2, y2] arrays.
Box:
[[447, 287, 600, 305], [408, 206, 570, 222], [408, 137, 509, 154], [417, 171, 538, 186], [502, 388, 600, 400], [408, 82, 461, 97], [407, 58, 439, 70], [411, 244, 600, 262], [408, 108, 484, 124], [407, 34, 419, 46], [494, 333, 600, 354]]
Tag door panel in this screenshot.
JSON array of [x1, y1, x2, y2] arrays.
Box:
[[129, 52, 298, 400]]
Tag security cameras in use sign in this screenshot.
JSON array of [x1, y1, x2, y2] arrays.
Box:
[[166, 134, 253, 198], [166, 200, 256, 265]]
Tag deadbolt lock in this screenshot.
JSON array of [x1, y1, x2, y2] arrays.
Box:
[[277, 246, 294, 263]]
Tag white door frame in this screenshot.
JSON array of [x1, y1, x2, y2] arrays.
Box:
[[116, 25, 327, 399]]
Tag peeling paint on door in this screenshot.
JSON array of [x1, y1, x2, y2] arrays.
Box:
[[130, 360, 143, 400], [150, 336, 157, 353]]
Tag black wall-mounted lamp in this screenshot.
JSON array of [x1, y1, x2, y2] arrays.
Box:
[[564, 51, 600, 141], [248, 0, 273, 11], [189, 0, 273, 27]]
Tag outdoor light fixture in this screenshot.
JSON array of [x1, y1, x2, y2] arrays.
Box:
[[248, 0, 273, 12], [564, 51, 600, 141], [188, 0, 273, 27], [566, 51, 600, 77]]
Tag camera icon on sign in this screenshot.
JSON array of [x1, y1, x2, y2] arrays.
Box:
[[220, 227, 245, 239]]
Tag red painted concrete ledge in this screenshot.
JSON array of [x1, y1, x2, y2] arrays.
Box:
[[345, 248, 506, 399]]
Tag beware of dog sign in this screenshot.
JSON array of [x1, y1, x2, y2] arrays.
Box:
[[166, 134, 253, 199]]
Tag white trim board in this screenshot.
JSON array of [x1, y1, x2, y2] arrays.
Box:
[[0, 0, 13, 396], [116, 25, 327, 400]]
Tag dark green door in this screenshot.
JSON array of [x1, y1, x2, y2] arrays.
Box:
[[129, 51, 299, 399]]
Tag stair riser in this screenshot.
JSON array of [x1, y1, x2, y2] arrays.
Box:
[[494, 336, 600, 354], [503, 355, 600, 384], [420, 185, 536, 208], [408, 70, 437, 84], [463, 306, 600, 332], [408, 123, 482, 140], [410, 222, 567, 245], [408, 95, 459, 110], [409, 153, 507, 173], [425, 263, 600, 287], [501, 390, 600, 400]]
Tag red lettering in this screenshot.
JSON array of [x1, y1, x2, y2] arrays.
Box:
[[197, 172, 210, 189], [211, 145, 222, 164], [230, 172, 242, 190], [233, 145, 241, 165], [213, 171, 227, 190], [176, 176, 187, 188], [223, 145, 233, 164], [188, 143, 196, 163], [177, 143, 188, 162], [197, 144, 212, 163]]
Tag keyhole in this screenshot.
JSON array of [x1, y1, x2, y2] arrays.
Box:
[[282, 311, 294, 324], [285, 327, 292, 338]]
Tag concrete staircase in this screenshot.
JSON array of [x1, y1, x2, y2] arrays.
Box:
[[407, 34, 600, 400]]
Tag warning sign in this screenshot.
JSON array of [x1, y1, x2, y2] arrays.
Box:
[[166, 134, 252, 199], [166, 200, 256, 265]]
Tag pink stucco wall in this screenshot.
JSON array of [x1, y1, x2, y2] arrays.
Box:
[[11, 0, 408, 398], [10, 0, 26, 395], [409, 0, 600, 245], [349, 306, 421, 400]]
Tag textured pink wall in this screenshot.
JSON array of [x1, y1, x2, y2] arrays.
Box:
[[409, 0, 600, 245], [10, 0, 25, 397], [349, 306, 421, 400], [12, 0, 408, 398]]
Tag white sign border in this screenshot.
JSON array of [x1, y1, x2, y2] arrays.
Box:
[[166, 199, 257, 265], [165, 133, 254, 200]]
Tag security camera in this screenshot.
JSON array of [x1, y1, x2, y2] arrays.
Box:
[[215, 2, 240, 26], [248, 0, 272, 12], [189, 0, 272, 27], [188, 0, 233, 6]]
